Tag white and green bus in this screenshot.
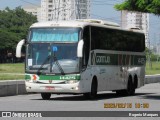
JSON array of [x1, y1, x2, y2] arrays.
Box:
[[16, 19, 146, 100]]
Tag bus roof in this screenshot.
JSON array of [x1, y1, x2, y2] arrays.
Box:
[[30, 19, 144, 34]]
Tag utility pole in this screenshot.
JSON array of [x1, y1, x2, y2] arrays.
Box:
[[57, 0, 61, 21], [75, 0, 78, 19], [77, 0, 81, 19]]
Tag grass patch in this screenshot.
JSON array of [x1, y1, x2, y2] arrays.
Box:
[[145, 61, 160, 75], [0, 74, 25, 80], [0, 63, 24, 73], [0, 63, 24, 80]]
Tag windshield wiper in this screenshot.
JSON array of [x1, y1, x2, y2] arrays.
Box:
[[37, 55, 51, 75], [53, 55, 65, 75]]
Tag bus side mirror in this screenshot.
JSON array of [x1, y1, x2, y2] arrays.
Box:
[[77, 39, 84, 57], [16, 39, 25, 58]]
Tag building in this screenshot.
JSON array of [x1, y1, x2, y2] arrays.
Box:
[[23, 5, 41, 22], [121, 10, 149, 47], [41, 0, 90, 21]]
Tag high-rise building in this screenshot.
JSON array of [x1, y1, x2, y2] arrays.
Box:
[[121, 10, 149, 47], [23, 5, 41, 22], [41, 0, 90, 21]]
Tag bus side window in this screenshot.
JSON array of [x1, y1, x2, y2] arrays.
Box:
[[83, 26, 90, 67]]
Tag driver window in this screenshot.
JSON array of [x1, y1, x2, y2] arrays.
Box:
[[83, 26, 90, 67]]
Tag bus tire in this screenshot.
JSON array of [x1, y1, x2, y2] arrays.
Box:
[[125, 77, 135, 96], [116, 90, 125, 96], [83, 78, 97, 99], [116, 77, 135, 96], [41, 93, 51, 100], [134, 75, 138, 89]]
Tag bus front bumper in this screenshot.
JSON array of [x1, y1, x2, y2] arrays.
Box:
[[25, 81, 83, 94]]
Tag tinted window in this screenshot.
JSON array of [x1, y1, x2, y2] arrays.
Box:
[[91, 26, 145, 52]]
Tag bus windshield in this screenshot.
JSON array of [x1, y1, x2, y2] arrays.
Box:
[[29, 27, 80, 42], [26, 27, 81, 74], [27, 43, 79, 74]]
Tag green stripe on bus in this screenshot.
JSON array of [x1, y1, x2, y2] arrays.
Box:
[[25, 74, 81, 81], [91, 53, 146, 66]]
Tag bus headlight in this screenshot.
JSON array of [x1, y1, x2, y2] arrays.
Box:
[[65, 80, 78, 84]]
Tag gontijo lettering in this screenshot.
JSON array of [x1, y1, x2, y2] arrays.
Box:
[[96, 55, 110, 64]]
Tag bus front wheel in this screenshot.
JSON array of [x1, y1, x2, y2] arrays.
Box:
[[41, 93, 51, 100], [83, 78, 97, 99]]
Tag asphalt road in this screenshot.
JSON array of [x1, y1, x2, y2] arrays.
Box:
[[0, 83, 160, 120]]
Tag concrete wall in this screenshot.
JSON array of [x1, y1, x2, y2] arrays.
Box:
[[145, 74, 160, 84], [0, 80, 26, 97]]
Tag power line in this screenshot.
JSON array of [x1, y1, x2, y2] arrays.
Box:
[[92, 0, 123, 2], [91, 13, 121, 23], [18, 0, 157, 27], [19, 0, 40, 7], [33, 0, 40, 2], [91, 0, 124, 4], [91, 3, 114, 6]]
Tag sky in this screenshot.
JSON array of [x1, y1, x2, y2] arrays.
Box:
[[0, 0, 160, 46]]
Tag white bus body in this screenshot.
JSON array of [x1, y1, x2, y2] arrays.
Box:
[[16, 19, 146, 99]]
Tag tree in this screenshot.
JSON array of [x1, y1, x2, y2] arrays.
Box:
[[0, 7, 37, 63], [114, 0, 160, 15]]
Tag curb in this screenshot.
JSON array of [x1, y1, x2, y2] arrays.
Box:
[[145, 74, 160, 84], [0, 80, 27, 97]]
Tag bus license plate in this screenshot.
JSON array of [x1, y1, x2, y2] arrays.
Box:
[[45, 86, 55, 90]]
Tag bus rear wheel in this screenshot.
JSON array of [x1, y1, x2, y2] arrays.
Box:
[[125, 77, 135, 96], [83, 79, 97, 99], [116, 90, 126, 96], [116, 77, 135, 96], [41, 93, 51, 100]]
